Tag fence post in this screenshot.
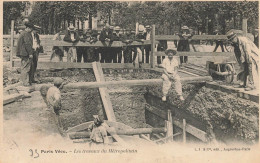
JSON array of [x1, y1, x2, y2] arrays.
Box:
[[242, 19, 247, 35], [151, 25, 156, 68], [10, 20, 15, 68], [183, 119, 186, 144]]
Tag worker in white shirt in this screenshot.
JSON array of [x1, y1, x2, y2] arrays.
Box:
[[158, 49, 184, 101]]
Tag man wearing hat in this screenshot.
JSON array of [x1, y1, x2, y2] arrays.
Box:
[[86, 29, 99, 62], [227, 30, 259, 91], [99, 24, 113, 63], [135, 28, 146, 67], [158, 49, 184, 101], [143, 25, 152, 63], [31, 25, 42, 83], [46, 78, 67, 131], [63, 24, 80, 62], [111, 26, 123, 63], [177, 26, 192, 65], [16, 21, 35, 86]]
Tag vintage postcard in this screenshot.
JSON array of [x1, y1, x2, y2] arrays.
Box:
[[1, 0, 260, 162]]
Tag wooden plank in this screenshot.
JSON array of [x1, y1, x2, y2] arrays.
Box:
[[155, 35, 228, 41], [183, 119, 186, 144], [92, 62, 116, 122], [13, 61, 152, 69], [10, 20, 14, 68], [145, 103, 208, 142], [154, 51, 234, 57], [183, 64, 208, 73], [178, 69, 200, 77], [39, 40, 151, 47], [62, 76, 212, 89]]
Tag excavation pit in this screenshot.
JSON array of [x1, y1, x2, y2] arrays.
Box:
[[36, 68, 259, 145]]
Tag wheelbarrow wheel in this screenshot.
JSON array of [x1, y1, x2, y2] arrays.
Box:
[[224, 64, 234, 83]]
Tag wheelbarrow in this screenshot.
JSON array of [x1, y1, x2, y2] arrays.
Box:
[[206, 61, 236, 83]]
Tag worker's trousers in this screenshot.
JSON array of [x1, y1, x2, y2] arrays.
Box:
[[162, 73, 182, 96]]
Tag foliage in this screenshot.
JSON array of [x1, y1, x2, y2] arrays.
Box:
[[3, 2, 25, 34], [25, 1, 259, 34]]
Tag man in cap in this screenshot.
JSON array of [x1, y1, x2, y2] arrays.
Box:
[[135, 28, 146, 67], [88, 115, 109, 146], [31, 25, 42, 83], [99, 24, 113, 63], [158, 49, 184, 101], [63, 24, 80, 62], [143, 25, 152, 63], [177, 26, 192, 65], [111, 26, 123, 63], [227, 30, 259, 91], [16, 21, 35, 86], [46, 77, 67, 132]]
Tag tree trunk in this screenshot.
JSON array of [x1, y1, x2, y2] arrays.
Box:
[[89, 13, 92, 29]]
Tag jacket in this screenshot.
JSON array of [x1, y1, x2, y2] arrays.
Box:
[[16, 31, 34, 57], [63, 30, 80, 43]]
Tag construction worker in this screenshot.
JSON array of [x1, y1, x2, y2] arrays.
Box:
[[158, 49, 184, 101], [88, 115, 109, 146], [46, 78, 67, 132], [227, 30, 259, 91]]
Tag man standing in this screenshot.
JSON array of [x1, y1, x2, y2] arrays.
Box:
[[227, 31, 259, 91], [143, 25, 152, 63], [158, 49, 184, 101], [112, 26, 123, 63], [63, 24, 80, 62], [31, 25, 41, 83], [99, 24, 113, 63], [16, 22, 34, 86], [177, 26, 192, 65]]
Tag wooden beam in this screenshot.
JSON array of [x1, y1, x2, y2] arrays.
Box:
[[13, 61, 152, 69], [69, 127, 166, 139], [92, 62, 116, 122], [183, 119, 186, 144], [10, 20, 14, 68], [145, 104, 208, 142], [155, 35, 228, 41], [154, 51, 234, 57], [63, 76, 212, 89]]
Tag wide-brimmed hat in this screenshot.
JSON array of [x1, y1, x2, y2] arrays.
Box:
[[68, 24, 75, 31], [115, 26, 120, 31], [24, 21, 34, 28], [226, 32, 237, 41], [109, 26, 114, 30], [165, 49, 177, 55], [181, 26, 189, 30], [145, 25, 151, 29], [33, 25, 41, 31]]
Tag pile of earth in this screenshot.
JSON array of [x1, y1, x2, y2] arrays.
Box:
[[147, 83, 259, 144]]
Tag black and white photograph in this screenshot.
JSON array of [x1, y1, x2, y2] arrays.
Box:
[[1, 1, 260, 162]]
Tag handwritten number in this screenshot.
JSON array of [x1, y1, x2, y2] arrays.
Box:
[[29, 149, 39, 158]]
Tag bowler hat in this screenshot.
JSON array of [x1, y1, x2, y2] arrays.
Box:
[[165, 49, 177, 55], [181, 26, 189, 30], [115, 26, 120, 31], [33, 25, 41, 31], [145, 25, 151, 29], [24, 21, 34, 28]]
